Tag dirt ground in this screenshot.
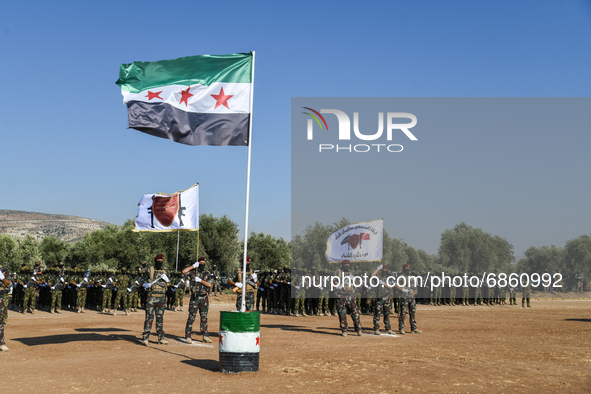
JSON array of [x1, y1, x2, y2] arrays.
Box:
[[2, 297, 590, 393]]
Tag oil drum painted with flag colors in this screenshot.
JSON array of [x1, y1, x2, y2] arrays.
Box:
[[219, 311, 260, 373]]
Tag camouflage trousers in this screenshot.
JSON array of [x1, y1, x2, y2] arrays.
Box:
[[373, 298, 392, 331], [336, 297, 362, 333], [51, 290, 63, 310], [509, 290, 516, 304], [399, 297, 417, 331], [113, 289, 128, 310], [185, 295, 209, 338], [143, 294, 166, 341], [461, 287, 470, 304], [236, 292, 255, 311], [474, 288, 482, 304], [128, 291, 139, 309], [3, 293, 8, 323], [23, 287, 37, 311], [319, 296, 329, 314], [174, 289, 185, 308], [0, 295, 5, 345], [102, 289, 112, 310], [434, 287, 442, 305], [77, 288, 87, 308]]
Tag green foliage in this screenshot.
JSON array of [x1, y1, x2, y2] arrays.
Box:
[[243, 232, 290, 270], [564, 235, 591, 277], [39, 236, 69, 267], [438, 222, 514, 274], [198, 213, 240, 273], [14, 234, 42, 269], [0, 234, 17, 270], [516, 245, 563, 275]]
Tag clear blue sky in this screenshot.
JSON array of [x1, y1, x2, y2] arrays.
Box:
[[1, 1, 590, 255]]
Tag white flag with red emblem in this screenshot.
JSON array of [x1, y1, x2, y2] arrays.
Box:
[[133, 184, 199, 232], [326, 219, 383, 263]]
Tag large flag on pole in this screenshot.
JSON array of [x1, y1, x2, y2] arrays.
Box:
[[116, 52, 253, 146], [133, 184, 199, 232], [326, 219, 383, 263]]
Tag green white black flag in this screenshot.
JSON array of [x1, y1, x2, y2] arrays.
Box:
[[116, 52, 253, 146]]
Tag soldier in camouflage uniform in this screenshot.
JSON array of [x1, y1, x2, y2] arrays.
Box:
[[335, 260, 362, 337], [461, 279, 470, 306], [433, 271, 442, 306], [521, 280, 531, 308], [166, 272, 177, 310], [228, 257, 256, 311], [173, 272, 188, 311], [474, 275, 483, 305], [371, 264, 394, 335], [140, 255, 170, 345], [0, 266, 12, 351], [127, 271, 141, 312], [210, 265, 221, 296], [576, 271, 584, 293], [112, 267, 130, 315], [319, 270, 330, 316], [508, 284, 517, 305], [23, 267, 41, 314], [395, 263, 422, 334], [76, 270, 89, 313], [101, 270, 115, 313], [50, 264, 66, 313], [182, 257, 212, 344], [2, 282, 8, 326]]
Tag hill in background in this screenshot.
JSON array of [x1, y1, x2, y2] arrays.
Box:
[[0, 209, 113, 243]]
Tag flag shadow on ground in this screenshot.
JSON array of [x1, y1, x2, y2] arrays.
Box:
[[260, 324, 336, 336], [181, 359, 219, 372], [11, 332, 136, 346], [564, 318, 591, 323]]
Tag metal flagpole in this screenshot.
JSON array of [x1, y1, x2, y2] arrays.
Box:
[[176, 231, 180, 271], [241, 51, 255, 312]]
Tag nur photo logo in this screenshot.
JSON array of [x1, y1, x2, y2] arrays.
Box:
[[303, 107, 418, 153]]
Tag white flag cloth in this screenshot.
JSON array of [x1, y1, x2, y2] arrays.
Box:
[[133, 184, 199, 232], [326, 219, 383, 263]]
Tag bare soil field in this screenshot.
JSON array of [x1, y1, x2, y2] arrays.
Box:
[[2, 298, 590, 393]]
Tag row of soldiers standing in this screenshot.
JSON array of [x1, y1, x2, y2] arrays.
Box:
[[249, 267, 536, 317], [8, 261, 224, 316]]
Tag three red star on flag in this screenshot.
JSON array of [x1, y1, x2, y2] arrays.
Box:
[[211, 87, 234, 109], [146, 91, 163, 101], [255, 336, 260, 346], [219, 334, 223, 345], [179, 86, 194, 107]]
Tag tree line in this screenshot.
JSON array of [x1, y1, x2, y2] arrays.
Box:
[[292, 219, 590, 289], [2, 215, 589, 290], [0, 213, 290, 274]]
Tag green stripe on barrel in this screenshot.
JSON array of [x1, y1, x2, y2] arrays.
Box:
[[219, 311, 260, 373], [220, 310, 260, 332]]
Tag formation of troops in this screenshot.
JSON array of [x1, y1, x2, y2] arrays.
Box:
[[0, 257, 587, 352]]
